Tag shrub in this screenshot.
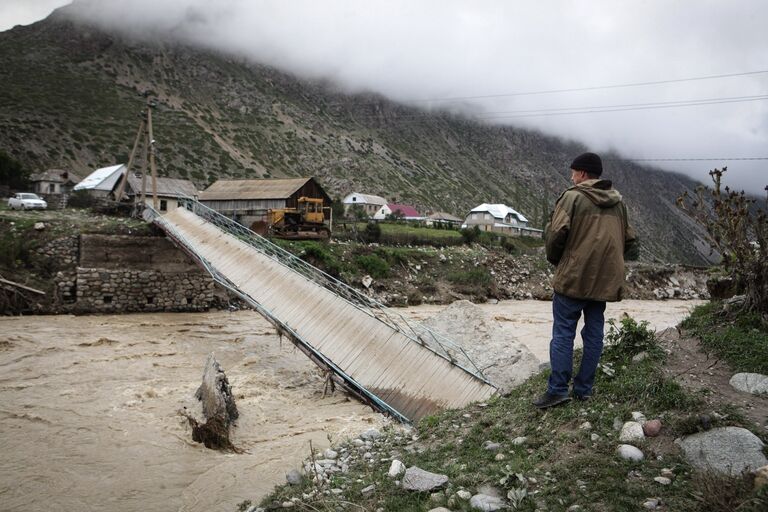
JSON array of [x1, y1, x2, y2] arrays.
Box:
[[460, 225, 481, 244], [355, 254, 389, 278], [602, 315, 660, 363], [363, 221, 381, 243], [0, 150, 30, 190], [298, 242, 342, 277], [374, 247, 409, 268], [677, 168, 767, 318]]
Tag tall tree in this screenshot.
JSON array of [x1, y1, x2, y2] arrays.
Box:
[[0, 150, 30, 190]]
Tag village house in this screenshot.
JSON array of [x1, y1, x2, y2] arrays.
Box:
[[113, 173, 198, 212], [199, 176, 331, 227], [373, 203, 423, 221], [342, 192, 387, 217], [462, 203, 543, 238], [30, 169, 81, 196], [425, 211, 463, 228], [74, 164, 127, 198]]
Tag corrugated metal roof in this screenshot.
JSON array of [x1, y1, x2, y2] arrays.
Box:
[[428, 211, 463, 222], [125, 175, 198, 198], [30, 169, 82, 184], [74, 164, 125, 191], [200, 177, 313, 201], [470, 203, 529, 223], [387, 204, 421, 217], [343, 193, 387, 205]]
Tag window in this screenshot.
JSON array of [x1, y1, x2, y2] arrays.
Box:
[[159, 200, 168, 211]]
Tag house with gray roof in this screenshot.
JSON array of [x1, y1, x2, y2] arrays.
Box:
[[342, 192, 387, 217], [115, 174, 198, 212]]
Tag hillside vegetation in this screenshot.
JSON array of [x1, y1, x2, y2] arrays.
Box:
[[0, 5, 713, 264]]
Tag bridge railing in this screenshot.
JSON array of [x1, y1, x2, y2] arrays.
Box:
[[150, 198, 490, 384]]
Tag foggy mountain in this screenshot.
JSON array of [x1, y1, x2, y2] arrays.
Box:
[[0, 6, 715, 264]]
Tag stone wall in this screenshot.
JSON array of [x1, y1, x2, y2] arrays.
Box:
[[37, 234, 216, 313], [74, 269, 214, 313], [33, 235, 79, 272]]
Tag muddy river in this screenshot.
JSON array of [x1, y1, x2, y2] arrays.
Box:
[[0, 299, 702, 512]]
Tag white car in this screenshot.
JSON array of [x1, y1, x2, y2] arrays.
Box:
[[8, 193, 47, 210]]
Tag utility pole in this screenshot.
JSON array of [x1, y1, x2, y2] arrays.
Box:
[[146, 99, 159, 209], [114, 97, 159, 210], [114, 118, 145, 202]]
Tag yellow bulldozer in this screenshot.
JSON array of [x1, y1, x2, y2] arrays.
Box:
[[254, 197, 331, 240]]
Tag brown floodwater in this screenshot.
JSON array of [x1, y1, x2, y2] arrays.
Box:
[[0, 299, 702, 512]]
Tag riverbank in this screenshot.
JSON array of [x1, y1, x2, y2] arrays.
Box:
[[0, 300, 703, 511], [1, 207, 711, 315], [257, 304, 768, 511]]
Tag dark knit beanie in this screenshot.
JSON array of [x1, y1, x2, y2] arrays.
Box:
[[570, 152, 602, 176]]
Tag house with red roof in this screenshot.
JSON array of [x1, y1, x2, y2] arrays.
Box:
[[373, 203, 423, 221]]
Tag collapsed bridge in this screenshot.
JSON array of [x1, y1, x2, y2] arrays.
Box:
[[145, 199, 496, 422]]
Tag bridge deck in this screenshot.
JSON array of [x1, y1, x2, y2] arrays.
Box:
[[156, 206, 496, 421]]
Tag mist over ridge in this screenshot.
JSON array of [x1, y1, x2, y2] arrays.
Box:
[[48, 0, 768, 194]]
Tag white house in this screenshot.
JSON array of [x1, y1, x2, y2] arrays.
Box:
[[342, 192, 387, 217], [73, 164, 126, 198], [462, 203, 542, 238]]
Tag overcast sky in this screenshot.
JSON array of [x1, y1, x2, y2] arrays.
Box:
[[3, 0, 767, 194]]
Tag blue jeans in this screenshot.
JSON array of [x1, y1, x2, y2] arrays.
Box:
[[547, 292, 606, 397]]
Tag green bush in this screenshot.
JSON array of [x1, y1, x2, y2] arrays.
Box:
[[374, 247, 409, 268], [460, 225, 481, 244], [0, 150, 30, 190], [602, 315, 661, 363], [677, 168, 767, 316], [355, 254, 389, 278], [363, 221, 381, 243]]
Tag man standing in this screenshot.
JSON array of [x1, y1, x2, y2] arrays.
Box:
[[533, 152, 638, 409]]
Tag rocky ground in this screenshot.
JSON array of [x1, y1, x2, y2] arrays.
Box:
[[329, 243, 711, 307]]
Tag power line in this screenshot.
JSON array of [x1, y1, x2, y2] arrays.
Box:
[[476, 93, 768, 118], [608, 157, 768, 162], [340, 93, 768, 122], [474, 94, 768, 119], [402, 69, 768, 104]]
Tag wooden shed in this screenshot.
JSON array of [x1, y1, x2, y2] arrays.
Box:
[[199, 177, 332, 228]]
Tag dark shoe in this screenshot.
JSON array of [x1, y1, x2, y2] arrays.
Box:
[[532, 392, 571, 409], [573, 393, 591, 402]]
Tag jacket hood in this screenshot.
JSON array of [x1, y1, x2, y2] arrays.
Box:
[[573, 179, 622, 208]]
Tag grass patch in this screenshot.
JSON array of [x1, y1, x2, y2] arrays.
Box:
[[681, 302, 768, 374], [355, 254, 389, 279], [340, 221, 464, 247], [447, 267, 492, 287]]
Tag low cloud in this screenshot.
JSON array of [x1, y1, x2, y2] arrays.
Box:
[[60, 0, 768, 194]]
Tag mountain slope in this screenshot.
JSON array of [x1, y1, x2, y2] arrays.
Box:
[[0, 7, 714, 264]]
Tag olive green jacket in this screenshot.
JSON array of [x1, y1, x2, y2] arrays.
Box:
[[545, 179, 638, 302]]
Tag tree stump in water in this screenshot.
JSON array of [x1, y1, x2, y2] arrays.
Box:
[[186, 353, 240, 451]]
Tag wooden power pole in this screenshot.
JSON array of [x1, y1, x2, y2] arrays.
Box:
[[146, 100, 159, 209], [114, 97, 159, 209]]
